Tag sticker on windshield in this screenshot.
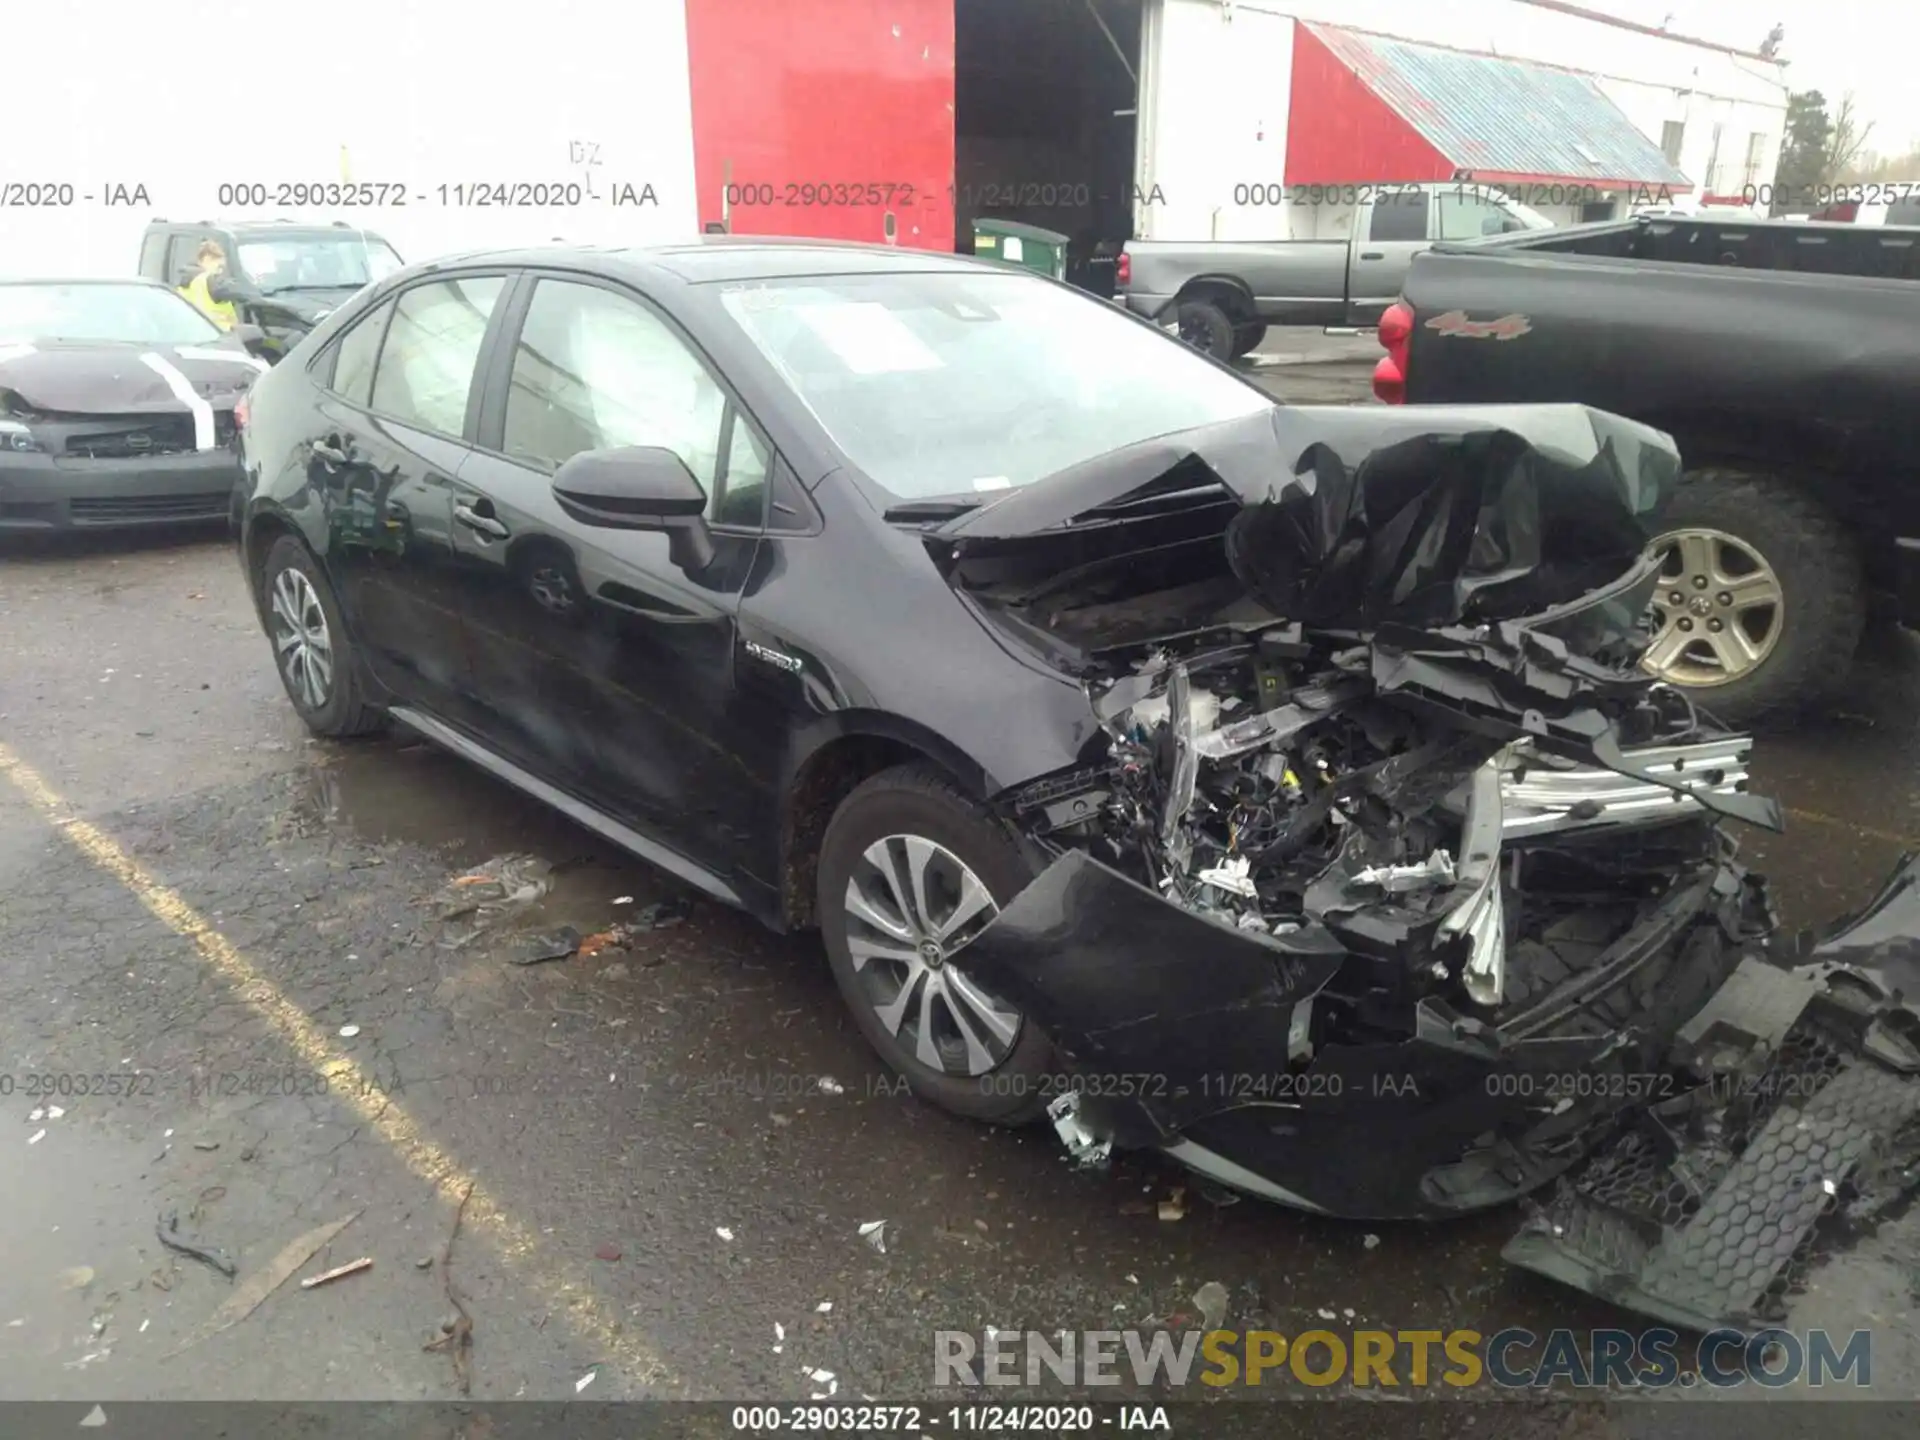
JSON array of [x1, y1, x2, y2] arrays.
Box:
[[793, 303, 944, 375], [971, 476, 1012, 491]]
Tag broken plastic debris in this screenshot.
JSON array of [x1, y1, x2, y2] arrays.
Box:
[[338, 1024, 360, 1038], [80, 1405, 106, 1428], [1363, 1233, 1381, 1250], [612, 895, 634, 905], [808, 1367, 838, 1398], [858, 1220, 889, 1253], [28, 1107, 43, 1122], [818, 1076, 846, 1096], [27, 1129, 45, 1145], [1317, 1308, 1337, 1321], [816, 1301, 833, 1313], [300, 1257, 372, 1289], [1195, 855, 1259, 899], [1823, 1178, 1839, 1196], [47, 1105, 65, 1119], [715, 1226, 735, 1242], [59, 1266, 96, 1291], [1157, 1194, 1186, 1222], [575, 1368, 598, 1394], [510, 926, 581, 966], [435, 854, 553, 922], [1193, 1281, 1229, 1332], [632, 895, 692, 930]]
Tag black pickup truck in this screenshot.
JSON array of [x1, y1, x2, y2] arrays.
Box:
[[1375, 215, 1920, 725]]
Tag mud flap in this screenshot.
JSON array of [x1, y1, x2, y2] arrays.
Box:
[[1503, 931, 1920, 1333]]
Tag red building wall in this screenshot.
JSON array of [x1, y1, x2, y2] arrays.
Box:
[[683, 0, 956, 251], [1284, 23, 1453, 186]]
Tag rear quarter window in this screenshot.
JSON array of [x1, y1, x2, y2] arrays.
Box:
[[326, 299, 396, 408]]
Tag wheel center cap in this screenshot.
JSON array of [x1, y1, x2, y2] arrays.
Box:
[[919, 939, 944, 968], [1687, 594, 1714, 617]]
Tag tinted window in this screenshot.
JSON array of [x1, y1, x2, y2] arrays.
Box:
[[1370, 192, 1427, 242], [370, 276, 503, 436], [329, 300, 393, 408], [166, 234, 212, 287], [237, 235, 405, 293], [503, 278, 767, 525]]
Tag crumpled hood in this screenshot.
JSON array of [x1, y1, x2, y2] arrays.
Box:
[[934, 403, 1681, 629], [0, 340, 265, 415]]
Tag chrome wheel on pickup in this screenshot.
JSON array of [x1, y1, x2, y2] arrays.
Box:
[[1643, 527, 1784, 685]]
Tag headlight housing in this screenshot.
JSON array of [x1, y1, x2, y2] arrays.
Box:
[[0, 418, 44, 453]]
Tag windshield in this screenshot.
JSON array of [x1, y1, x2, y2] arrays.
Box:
[[0, 282, 222, 346], [237, 235, 405, 292], [717, 271, 1273, 500]]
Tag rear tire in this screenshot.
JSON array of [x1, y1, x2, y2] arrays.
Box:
[[1230, 322, 1266, 359], [1175, 299, 1236, 361], [1641, 469, 1864, 727], [816, 763, 1054, 1124], [260, 534, 385, 738]]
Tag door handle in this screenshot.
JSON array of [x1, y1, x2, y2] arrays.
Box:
[[1359, 251, 1385, 260], [312, 436, 348, 463], [454, 501, 509, 539]]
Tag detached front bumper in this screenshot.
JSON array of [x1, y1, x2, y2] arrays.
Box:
[[0, 449, 242, 529]]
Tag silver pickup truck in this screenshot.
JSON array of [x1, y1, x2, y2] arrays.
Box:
[[1119, 182, 1553, 359]]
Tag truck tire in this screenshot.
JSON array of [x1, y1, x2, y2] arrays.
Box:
[[1175, 299, 1236, 361], [1641, 469, 1864, 727], [1230, 322, 1266, 359]]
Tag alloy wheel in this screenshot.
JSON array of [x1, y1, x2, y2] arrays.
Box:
[[842, 834, 1022, 1077], [269, 567, 334, 711], [1643, 527, 1784, 686], [529, 564, 576, 615]]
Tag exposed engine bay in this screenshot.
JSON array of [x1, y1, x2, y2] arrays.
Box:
[[921, 404, 1920, 1333]]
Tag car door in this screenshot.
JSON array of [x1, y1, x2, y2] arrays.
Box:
[[306, 272, 508, 728], [449, 271, 780, 876], [1345, 189, 1431, 325]]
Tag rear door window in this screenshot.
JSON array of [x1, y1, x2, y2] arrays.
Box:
[[369, 276, 505, 437], [327, 300, 395, 408], [1370, 192, 1428, 242]]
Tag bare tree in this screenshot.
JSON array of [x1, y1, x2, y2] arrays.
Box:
[[1824, 93, 1874, 182]]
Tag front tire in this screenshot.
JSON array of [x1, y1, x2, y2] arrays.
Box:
[[1230, 322, 1266, 359], [817, 763, 1054, 1124], [260, 534, 385, 738], [1641, 469, 1864, 727]]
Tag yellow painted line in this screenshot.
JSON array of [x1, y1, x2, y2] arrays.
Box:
[[0, 740, 677, 1394], [1785, 806, 1920, 851]]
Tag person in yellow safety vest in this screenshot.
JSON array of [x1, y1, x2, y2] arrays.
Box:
[[180, 241, 239, 330]]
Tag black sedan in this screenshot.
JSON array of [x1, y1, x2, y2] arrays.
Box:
[[0, 279, 267, 530], [234, 241, 1920, 1325]]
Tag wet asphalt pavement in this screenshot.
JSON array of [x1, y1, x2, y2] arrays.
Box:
[[3, 350, 1917, 1426]]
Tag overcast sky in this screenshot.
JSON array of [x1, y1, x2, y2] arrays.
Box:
[[1598, 0, 1917, 154]]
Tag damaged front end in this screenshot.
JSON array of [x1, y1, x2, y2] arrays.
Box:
[[930, 403, 1920, 1326]]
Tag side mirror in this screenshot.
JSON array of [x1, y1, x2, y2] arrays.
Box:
[[552, 446, 714, 570]]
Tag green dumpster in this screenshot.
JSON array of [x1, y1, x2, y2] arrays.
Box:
[[971, 218, 1069, 280]]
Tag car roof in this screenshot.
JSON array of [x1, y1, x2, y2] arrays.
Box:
[[418, 236, 1005, 285], [0, 276, 177, 289], [145, 219, 389, 240]]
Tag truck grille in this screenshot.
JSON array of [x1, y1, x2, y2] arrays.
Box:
[[67, 492, 229, 524], [65, 415, 198, 458]]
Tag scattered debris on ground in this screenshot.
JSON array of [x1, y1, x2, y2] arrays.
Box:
[[1193, 1281, 1229, 1332], [1157, 1188, 1187, 1222], [337, 1024, 360, 1038], [58, 1266, 95, 1292], [594, 1243, 622, 1262], [817, 1077, 845, 1096], [858, 1220, 888, 1254], [575, 1367, 598, 1393], [432, 854, 554, 938], [423, 1181, 477, 1395], [299, 1257, 372, 1290], [630, 895, 691, 930], [155, 1211, 236, 1279], [716, 1226, 735, 1242], [165, 1212, 360, 1355], [1364, 1233, 1381, 1250], [510, 926, 582, 966]]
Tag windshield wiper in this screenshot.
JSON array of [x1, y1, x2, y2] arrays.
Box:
[[882, 498, 984, 522]]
